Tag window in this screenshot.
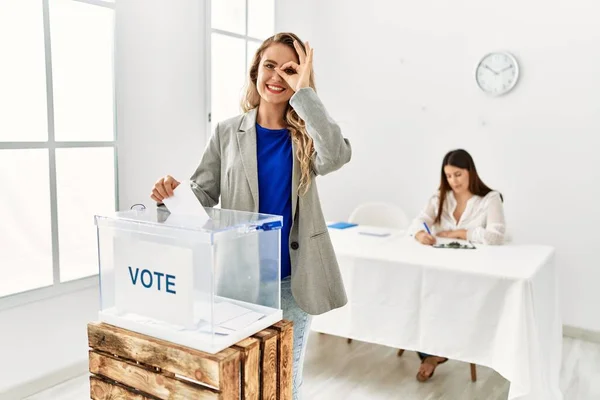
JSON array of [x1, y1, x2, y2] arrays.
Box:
[[210, 0, 275, 133], [0, 0, 116, 302]]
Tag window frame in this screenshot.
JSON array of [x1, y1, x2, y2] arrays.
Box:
[[0, 0, 117, 311], [207, 0, 270, 141]]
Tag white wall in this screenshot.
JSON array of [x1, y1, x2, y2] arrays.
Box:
[[1, 0, 209, 396], [0, 287, 98, 398], [276, 0, 600, 332], [116, 0, 208, 210]]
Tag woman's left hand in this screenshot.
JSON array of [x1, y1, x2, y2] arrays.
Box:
[[437, 229, 467, 239], [275, 40, 313, 92]]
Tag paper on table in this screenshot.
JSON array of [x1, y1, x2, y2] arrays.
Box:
[[162, 180, 210, 220], [213, 302, 263, 325], [190, 322, 235, 335], [192, 301, 265, 334], [220, 311, 265, 331]]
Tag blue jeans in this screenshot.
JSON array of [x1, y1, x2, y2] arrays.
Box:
[[281, 276, 312, 400]]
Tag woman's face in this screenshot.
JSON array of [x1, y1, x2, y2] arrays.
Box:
[[444, 165, 470, 195], [256, 43, 298, 106]]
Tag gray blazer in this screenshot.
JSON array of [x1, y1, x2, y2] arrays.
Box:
[[189, 87, 352, 315]]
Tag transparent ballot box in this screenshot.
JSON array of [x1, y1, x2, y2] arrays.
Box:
[[94, 207, 283, 354]]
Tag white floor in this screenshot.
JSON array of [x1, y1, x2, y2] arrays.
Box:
[[25, 333, 600, 400]]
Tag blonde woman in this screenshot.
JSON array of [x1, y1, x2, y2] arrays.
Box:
[[152, 32, 351, 399]]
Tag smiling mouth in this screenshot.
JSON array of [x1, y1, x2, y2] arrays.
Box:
[[266, 84, 285, 94]]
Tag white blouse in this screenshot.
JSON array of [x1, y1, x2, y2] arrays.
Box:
[[408, 190, 506, 245]]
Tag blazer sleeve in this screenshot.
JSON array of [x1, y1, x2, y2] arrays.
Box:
[[189, 123, 221, 207], [289, 87, 352, 176]]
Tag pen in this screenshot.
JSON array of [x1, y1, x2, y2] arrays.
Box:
[[423, 222, 432, 235]]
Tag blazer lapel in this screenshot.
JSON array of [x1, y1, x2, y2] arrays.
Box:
[[237, 109, 259, 211]]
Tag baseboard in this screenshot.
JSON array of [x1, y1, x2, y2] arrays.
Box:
[[0, 360, 88, 400], [563, 324, 600, 344]]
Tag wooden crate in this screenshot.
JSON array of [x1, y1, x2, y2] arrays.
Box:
[[88, 320, 293, 400]]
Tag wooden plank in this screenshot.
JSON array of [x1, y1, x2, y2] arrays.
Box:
[[90, 375, 154, 400], [233, 337, 260, 400], [88, 322, 238, 389], [470, 363, 478, 382], [218, 346, 241, 400], [253, 329, 278, 400], [272, 320, 293, 400], [89, 350, 220, 400]]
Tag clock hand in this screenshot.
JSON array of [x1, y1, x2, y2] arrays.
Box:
[[500, 65, 514, 73], [482, 64, 498, 75]]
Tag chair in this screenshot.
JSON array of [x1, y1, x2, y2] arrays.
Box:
[[348, 201, 410, 230], [345, 202, 477, 382]]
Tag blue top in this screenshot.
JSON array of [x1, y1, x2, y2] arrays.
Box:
[[256, 123, 293, 279]]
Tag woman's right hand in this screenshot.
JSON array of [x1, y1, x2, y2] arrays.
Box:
[[151, 175, 180, 203], [415, 230, 436, 246]]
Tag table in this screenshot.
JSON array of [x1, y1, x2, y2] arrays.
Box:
[[312, 225, 563, 400]]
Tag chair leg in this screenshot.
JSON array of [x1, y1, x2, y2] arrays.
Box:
[[470, 363, 477, 382], [347, 338, 352, 344], [397, 349, 405, 357]]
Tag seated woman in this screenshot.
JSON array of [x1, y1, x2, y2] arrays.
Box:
[[407, 148, 506, 382]]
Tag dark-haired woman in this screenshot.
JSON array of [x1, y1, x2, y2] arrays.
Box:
[[407, 148, 506, 382]]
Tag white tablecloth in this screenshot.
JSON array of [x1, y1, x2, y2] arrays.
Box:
[[312, 226, 563, 400]]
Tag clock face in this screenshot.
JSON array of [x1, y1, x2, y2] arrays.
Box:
[[476, 52, 519, 96]]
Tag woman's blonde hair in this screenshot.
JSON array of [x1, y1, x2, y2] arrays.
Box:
[[241, 32, 316, 195]]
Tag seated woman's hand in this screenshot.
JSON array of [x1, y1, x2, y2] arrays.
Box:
[[415, 230, 436, 245], [437, 229, 467, 239]]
